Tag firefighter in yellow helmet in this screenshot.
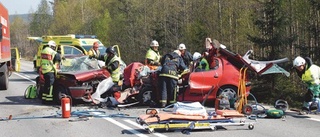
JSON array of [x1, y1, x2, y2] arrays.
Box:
[[88, 41, 101, 59], [40, 40, 61, 104], [145, 40, 161, 70]]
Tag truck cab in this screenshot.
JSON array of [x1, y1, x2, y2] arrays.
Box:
[[0, 2, 11, 90]]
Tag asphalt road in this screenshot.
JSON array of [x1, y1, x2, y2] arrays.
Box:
[[0, 59, 320, 137]]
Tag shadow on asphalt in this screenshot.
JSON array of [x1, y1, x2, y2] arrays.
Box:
[[0, 96, 42, 105], [9, 78, 36, 82], [19, 71, 37, 75], [285, 111, 311, 118]]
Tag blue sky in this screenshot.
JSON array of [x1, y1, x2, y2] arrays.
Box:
[[1, 0, 42, 15]]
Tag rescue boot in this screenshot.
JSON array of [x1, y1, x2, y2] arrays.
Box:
[[161, 102, 167, 108], [299, 103, 309, 115]]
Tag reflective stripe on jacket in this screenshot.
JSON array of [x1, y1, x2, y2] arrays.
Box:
[[105, 55, 121, 82], [41, 47, 57, 74], [159, 52, 187, 80]]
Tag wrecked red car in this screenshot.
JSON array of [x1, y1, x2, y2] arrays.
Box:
[[131, 52, 251, 107], [119, 45, 251, 107], [36, 56, 110, 104], [122, 38, 289, 108]]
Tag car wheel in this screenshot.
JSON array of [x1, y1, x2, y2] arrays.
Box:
[[53, 85, 70, 105], [217, 86, 238, 108], [138, 86, 153, 105]]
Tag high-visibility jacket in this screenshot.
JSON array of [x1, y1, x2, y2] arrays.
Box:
[[105, 55, 121, 82], [40, 47, 57, 74], [302, 64, 320, 86], [88, 48, 100, 58], [145, 48, 161, 70], [197, 58, 209, 71], [301, 64, 320, 97]]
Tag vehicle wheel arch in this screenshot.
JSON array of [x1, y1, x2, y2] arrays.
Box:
[[216, 84, 238, 97], [138, 86, 155, 106], [53, 84, 71, 105]]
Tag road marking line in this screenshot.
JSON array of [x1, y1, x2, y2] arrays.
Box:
[[13, 72, 36, 84], [308, 117, 320, 122], [103, 117, 148, 137], [124, 119, 168, 137]]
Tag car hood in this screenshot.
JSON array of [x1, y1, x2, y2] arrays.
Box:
[[58, 69, 110, 82]]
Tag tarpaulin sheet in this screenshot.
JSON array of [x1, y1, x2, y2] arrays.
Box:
[[260, 64, 290, 77]]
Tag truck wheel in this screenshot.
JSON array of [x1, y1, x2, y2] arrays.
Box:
[[0, 65, 9, 90]]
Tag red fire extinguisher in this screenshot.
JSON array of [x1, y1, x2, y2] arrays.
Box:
[[61, 95, 71, 118]]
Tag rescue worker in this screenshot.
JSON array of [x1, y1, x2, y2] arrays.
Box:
[[103, 47, 123, 95], [145, 40, 161, 70], [192, 51, 209, 72], [159, 50, 189, 107], [293, 56, 320, 114], [178, 43, 193, 68], [88, 41, 100, 59], [40, 40, 61, 104], [192, 52, 201, 72]]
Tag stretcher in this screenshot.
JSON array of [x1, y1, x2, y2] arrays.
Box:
[[136, 108, 254, 133]]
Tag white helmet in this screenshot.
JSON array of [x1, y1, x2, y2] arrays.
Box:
[[293, 56, 306, 67], [193, 52, 201, 61], [150, 40, 159, 47], [48, 40, 56, 47], [178, 43, 186, 50]]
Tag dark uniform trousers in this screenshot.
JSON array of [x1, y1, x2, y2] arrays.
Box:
[[159, 76, 177, 106], [42, 72, 55, 103]]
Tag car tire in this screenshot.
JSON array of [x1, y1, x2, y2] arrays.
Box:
[[217, 86, 238, 109], [53, 85, 70, 105], [138, 86, 154, 106]]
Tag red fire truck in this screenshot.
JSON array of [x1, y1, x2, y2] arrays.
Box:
[[0, 2, 11, 90]]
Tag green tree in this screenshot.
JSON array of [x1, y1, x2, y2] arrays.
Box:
[[10, 17, 31, 58], [248, 0, 296, 105], [29, 0, 53, 36]]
